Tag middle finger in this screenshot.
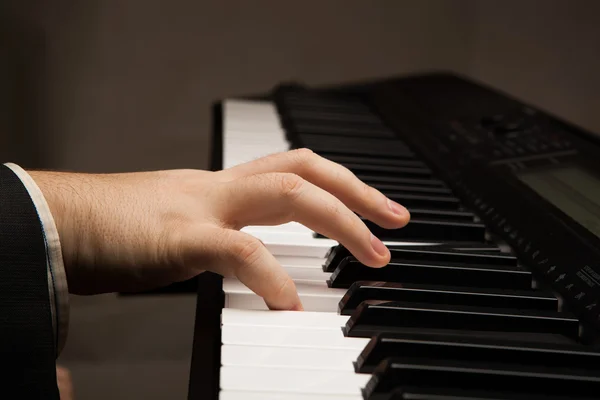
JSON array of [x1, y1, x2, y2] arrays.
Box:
[[219, 148, 410, 229]]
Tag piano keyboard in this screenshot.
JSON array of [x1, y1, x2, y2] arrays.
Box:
[[190, 75, 600, 399]]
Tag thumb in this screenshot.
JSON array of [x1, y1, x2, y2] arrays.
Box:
[[181, 225, 303, 311]]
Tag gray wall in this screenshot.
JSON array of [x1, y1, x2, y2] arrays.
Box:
[[469, 0, 600, 134], [37, 0, 473, 172], [0, 1, 47, 167]]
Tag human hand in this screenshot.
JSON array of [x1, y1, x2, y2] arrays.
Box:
[[29, 149, 409, 310]]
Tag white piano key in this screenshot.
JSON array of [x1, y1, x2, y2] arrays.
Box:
[[223, 279, 345, 312], [220, 366, 370, 395], [274, 255, 326, 267], [221, 344, 360, 371], [220, 391, 362, 400], [245, 221, 313, 235], [225, 262, 330, 283], [223, 288, 268, 310], [284, 266, 331, 280], [244, 228, 439, 260], [222, 324, 369, 350], [222, 308, 347, 328], [224, 100, 288, 168], [242, 231, 338, 257], [224, 278, 340, 299]]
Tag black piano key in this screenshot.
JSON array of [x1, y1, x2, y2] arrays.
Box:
[[285, 108, 382, 124], [366, 218, 486, 242], [338, 281, 557, 315], [382, 193, 462, 210], [327, 257, 532, 290], [377, 244, 516, 266], [371, 181, 450, 192], [406, 208, 477, 222], [373, 184, 453, 195], [323, 245, 514, 273], [441, 243, 502, 251], [347, 163, 432, 179], [355, 332, 600, 374], [358, 174, 443, 185], [371, 181, 449, 191], [387, 387, 595, 400], [317, 153, 426, 168], [343, 301, 580, 339], [296, 134, 413, 157], [347, 163, 432, 174], [363, 357, 600, 400], [281, 94, 368, 112], [293, 122, 394, 137]]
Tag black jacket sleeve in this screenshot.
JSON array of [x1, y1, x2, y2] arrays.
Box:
[[0, 164, 59, 398]]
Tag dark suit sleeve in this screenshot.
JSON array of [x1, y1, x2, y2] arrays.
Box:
[[0, 164, 59, 399]]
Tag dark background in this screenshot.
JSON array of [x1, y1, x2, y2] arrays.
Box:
[[1, 1, 599, 398]]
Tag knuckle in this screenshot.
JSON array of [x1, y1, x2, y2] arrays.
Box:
[[233, 237, 264, 267], [362, 181, 376, 199], [273, 275, 295, 299], [324, 201, 361, 234], [330, 162, 355, 188], [288, 148, 316, 170], [343, 210, 362, 233], [290, 147, 315, 162], [324, 202, 342, 219], [276, 173, 305, 201]]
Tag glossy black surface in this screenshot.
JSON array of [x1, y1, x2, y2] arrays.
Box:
[[363, 357, 600, 400], [328, 257, 532, 289], [338, 281, 557, 315], [355, 332, 600, 373], [343, 301, 580, 339], [388, 387, 596, 400], [323, 244, 508, 272]]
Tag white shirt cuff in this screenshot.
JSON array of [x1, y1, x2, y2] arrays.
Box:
[[3, 162, 69, 355]]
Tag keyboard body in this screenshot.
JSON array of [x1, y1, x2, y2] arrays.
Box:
[[188, 72, 600, 399]]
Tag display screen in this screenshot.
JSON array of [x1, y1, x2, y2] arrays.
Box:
[[518, 166, 600, 239]]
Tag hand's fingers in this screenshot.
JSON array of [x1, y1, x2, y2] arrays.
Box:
[[212, 172, 390, 267], [180, 225, 302, 311], [220, 148, 410, 229]]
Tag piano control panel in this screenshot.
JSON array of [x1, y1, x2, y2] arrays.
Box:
[[189, 72, 600, 400], [451, 107, 575, 160]]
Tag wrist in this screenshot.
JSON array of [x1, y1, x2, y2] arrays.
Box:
[[27, 171, 85, 279]]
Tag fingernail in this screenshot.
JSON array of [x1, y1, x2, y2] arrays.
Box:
[[371, 233, 389, 257], [388, 199, 408, 216]]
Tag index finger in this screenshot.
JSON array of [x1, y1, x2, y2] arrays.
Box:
[[220, 148, 410, 229]]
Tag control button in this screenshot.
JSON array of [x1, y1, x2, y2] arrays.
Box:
[[526, 144, 539, 153], [480, 114, 504, 127], [500, 146, 515, 156], [492, 119, 525, 135]]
